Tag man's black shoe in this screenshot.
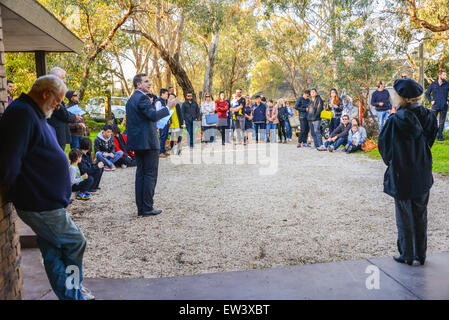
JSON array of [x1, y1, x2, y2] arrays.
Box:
[[416, 257, 426, 265], [393, 255, 413, 265], [139, 209, 162, 216]]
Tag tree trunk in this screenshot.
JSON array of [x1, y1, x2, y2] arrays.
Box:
[[79, 2, 135, 103], [202, 32, 220, 95], [165, 61, 171, 88]]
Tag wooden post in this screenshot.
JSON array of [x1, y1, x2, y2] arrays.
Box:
[[35, 51, 47, 77], [105, 89, 113, 125]]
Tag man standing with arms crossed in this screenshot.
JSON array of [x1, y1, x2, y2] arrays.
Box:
[[426, 70, 449, 141], [126, 74, 173, 217]]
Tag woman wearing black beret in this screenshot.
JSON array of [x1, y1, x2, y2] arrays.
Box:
[[379, 78, 438, 266]]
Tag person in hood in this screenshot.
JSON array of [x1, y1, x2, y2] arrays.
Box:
[[379, 78, 438, 266], [94, 124, 124, 171]]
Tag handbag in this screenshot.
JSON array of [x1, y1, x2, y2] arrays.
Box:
[[206, 113, 218, 125], [289, 117, 299, 127], [362, 139, 377, 152], [320, 108, 333, 121]]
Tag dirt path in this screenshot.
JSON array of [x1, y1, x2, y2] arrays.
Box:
[[68, 142, 449, 278]]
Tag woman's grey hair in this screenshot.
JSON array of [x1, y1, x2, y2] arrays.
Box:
[[49, 67, 66, 78], [391, 90, 422, 108], [29, 75, 67, 96]]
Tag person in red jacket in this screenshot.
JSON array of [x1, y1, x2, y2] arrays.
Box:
[[215, 91, 229, 145], [112, 125, 136, 168]]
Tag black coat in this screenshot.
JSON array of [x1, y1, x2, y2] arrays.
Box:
[[79, 152, 99, 176], [181, 100, 200, 122], [307, 95, 324, 121], [47, 101, 76, 146], [378, 103, 437, 200], [125, 90, 169, 151]]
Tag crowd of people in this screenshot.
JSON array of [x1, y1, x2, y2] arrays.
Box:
[[0, 65, 446, 300]]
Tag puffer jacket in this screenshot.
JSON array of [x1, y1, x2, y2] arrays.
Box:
[[94, 131, 115, 154]]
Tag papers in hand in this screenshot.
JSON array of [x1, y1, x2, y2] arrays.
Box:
[[67, 104, 86, 116], [157, 109, 174, 129]]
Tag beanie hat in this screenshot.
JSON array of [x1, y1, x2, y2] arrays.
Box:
[[393, 78, 423, 99]]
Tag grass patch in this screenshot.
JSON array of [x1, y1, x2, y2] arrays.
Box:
[[363, 130, 449, 174]]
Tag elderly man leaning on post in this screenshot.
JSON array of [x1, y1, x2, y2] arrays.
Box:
[[0, 75, 94, 300]]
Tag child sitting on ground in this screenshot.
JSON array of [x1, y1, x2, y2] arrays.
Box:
[[345, 124, 363, 153], [69, 148, 94, 200]]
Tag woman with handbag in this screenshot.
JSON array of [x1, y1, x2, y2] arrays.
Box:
[[243, 96, 253, 145], [168, 93, 184, 155], [327, 88, 343, 133], [265, 99, 279, 143], [277, 98, 289, 143], [215, 91, 229, 145], [201, 93, 216, 144]]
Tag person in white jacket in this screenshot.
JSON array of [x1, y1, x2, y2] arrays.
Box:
[[201, 93, 216, 143]]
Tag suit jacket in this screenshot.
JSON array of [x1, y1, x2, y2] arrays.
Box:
[[125, 90, 169, 151], [47, 101, 76, 146]]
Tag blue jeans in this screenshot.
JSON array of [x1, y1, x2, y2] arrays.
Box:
[[265, 122, 277, 142], [17, 208, 86, 300], [254, 123, 266, 142], [308, 120, 322, 147], [377, 110, 389, 132], [70, 136, 81, 149], [330, 118, 341, 134], [185, 120, 195, 148], [324, 136, 348, 150], [159, 123, 170, 153], [286, 120, 292, 139], [95, 150, 123, 168], [203, 126, 215, 143]]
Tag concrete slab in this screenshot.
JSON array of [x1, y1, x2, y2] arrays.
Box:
[[21, 248, 52, 300], [23, 249, 449, 300], [368, 252, 449, 300], [68, 259, 416, 300], [17, 218, 37, 248]]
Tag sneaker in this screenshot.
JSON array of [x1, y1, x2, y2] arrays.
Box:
[[317, 146, 327, 151], [304, 144, 311, 148], [104, 167, 111, 171], [297, 143, 302, 148], [111, 165, 116, 171], [75, 192, 90, 200], [121, 164, 127, 169], [328, 145, 334, 152], [84, 191, 91, 197], [81, 287, 95, 300]]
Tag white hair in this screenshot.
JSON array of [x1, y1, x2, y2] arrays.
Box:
[[391, 90, 422, 108], [49, 67, 66, 78], [29, 75, 67, 96]]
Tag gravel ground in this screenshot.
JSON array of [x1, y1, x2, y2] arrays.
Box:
[[68, 142, 449, 278]]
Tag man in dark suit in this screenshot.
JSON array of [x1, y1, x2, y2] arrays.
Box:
[[126, 73, 173, 217], [47, 67, 81, 150]]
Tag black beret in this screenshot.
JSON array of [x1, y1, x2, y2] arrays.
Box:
[[65, 90, 76, 100], [393, 78, 423, 98]]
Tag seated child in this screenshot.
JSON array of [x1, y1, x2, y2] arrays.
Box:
[[112, 125, 136, 168], [69, 148, 94, 200], [79, 137, 104, 192], [345, 124, 366, 153]]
